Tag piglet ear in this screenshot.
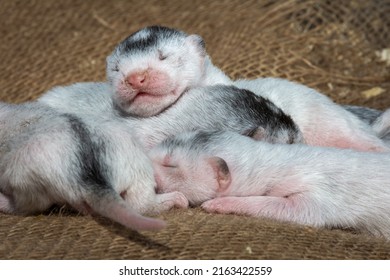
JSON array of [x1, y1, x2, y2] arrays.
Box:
[[186, 34, 206, 56], [207, 156, 231, 192], [242, 127, 266, 141]]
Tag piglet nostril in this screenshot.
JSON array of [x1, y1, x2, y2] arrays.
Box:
[[126, 72, 147, 88], [120, 190, 127, 200]]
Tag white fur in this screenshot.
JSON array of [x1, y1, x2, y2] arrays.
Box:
[[106, 26, 389, 152], [150, 130, 390, 239], [106, 26, 231, 117], [372, 108, 390, 143], [234, 78, 389, 152], [38, 82, 116, 118], [40, 83, 303, 150], [0, 101, 188, 231]]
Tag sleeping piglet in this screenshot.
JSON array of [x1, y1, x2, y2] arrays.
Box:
[[0, 102, 188, 231], [149, 129, 390, 239]]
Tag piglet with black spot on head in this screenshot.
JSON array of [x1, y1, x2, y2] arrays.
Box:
[[106, 25, 230, 117]]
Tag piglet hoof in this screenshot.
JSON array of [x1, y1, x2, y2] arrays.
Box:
[[171, 191, 189, 209], [157, 191, 189, 211], [201, 198, 231, 214]]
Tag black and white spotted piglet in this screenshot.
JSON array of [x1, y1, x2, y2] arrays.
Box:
[[0, 102, 187, 231]]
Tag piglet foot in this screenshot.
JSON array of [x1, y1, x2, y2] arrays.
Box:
[[202, 195, 322, 227], [156, 191, 189, 212], [330, 134, 390, 153], [201, 196, 247, 215]]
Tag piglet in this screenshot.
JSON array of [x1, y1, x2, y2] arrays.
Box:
[[0, 102, 188, 231], [150, 129, 390, 239]]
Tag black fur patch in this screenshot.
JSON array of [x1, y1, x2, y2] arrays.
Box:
[[64, 114, 109, 193], [118, 25, 186, 54], [160, 130, 217, 157], [189, 130, 220, 149], [228, 87, 302, 143], [245, 89, 296, 132]]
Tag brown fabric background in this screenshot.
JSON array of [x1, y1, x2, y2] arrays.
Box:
[[0, 0, 390, 259]]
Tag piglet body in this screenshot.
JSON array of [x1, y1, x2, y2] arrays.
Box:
[[130, 85, 304, 149], [40, 83, 305, 150], [0, 102, 187, 231], [151, 130, 390, 239], [235, 78, 390, 152]]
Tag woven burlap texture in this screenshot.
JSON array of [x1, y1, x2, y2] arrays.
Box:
[[0, 0, 390, 259]]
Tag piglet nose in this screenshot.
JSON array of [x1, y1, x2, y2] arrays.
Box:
[[126, 72, 147, 88]]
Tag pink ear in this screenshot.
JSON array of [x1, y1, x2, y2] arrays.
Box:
[[207, 156, 231, 192], [186, 34, 206, 56]]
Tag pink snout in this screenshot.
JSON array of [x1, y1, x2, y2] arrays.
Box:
[[126, 72, 147, 89]]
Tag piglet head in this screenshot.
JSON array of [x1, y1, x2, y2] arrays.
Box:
[[106, 26, 207, 117], [149, 147, 231, 206]]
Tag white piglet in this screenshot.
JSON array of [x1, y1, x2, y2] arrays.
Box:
[[150, 130, 390, 239], [106, 25, 231, 117]]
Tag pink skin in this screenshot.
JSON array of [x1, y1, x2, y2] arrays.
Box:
[[198, 160, 330, 227], [151, 146, 327, 229], [107, 32, 211, 118], [151, 150, 230, 206], [201, 195, 319, 227], [179, 158, 315, 225], [115, 68, 185, 117], [149, 129, 390, 238]]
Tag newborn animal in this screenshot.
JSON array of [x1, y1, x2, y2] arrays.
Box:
[[0, 102, 188, 231], [107, 25, 389, 152], [150, 130, 390, 239], [106, 25, 231, 117]]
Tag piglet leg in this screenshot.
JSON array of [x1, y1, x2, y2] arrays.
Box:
[[152, 191, 189, 214], [201, 195, 324, 227], [305, 120, 390, 152]]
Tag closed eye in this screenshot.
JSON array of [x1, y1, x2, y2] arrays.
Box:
[[162, 163, 177, 168], [158, 50, 168, 61], [111, 65, 119, 72], [160, 154, 177, 168]]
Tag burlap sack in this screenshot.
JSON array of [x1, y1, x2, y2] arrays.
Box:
[[0, 0, 389, 259]]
